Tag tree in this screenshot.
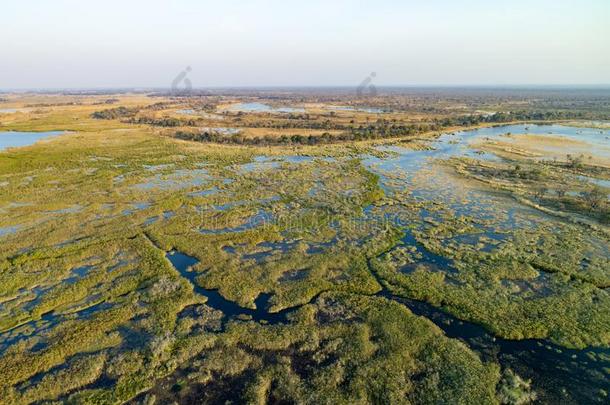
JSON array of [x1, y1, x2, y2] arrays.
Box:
[[555, 185, 568, 198], [566, 154, 584, 169], [534, 187, 548, 200], [580, 185, 607, 210]]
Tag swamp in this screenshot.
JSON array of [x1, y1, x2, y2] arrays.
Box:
[[0, 89, 609, 404]]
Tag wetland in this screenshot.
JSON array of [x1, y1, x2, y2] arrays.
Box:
[[0, 89, 609, 404]]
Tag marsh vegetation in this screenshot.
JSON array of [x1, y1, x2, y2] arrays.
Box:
[[0, 90, 609, 404]]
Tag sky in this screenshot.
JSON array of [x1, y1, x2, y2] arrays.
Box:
[[1, 0, 609, 89]]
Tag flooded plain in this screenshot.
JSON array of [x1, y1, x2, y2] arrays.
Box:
[[156, 123, 608, 402], [362, 124, 609, 402], [1, 122, 609, 404]]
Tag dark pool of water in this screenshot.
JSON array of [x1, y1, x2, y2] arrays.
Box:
[[0, 301, 113, 355], [143, 211, 176, 226], [400, 229, 455, 269], [380, 292, 610, 404], [166, 251, 298, 323], [165, 242, 610, 403], [64, 265, 95, 284]]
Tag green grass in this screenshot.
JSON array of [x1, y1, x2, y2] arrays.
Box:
[[1, 98, 608, 403]]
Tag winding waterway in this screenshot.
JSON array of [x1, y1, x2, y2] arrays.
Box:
[[165, 244, 609, 404], [162, 123, 610, 403], [1, 123, 608, 403]]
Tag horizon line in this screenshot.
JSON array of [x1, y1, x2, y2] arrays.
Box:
[[3, 84, 610, 93]]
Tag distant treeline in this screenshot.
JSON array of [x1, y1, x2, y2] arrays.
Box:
[[175, 122, 433, 146], [173, 109, 608, 146], [92, 99, 120, 106], [142, 102, 178, 111], [92, 103, 214, 125], [122, 113, 349, 130], [91, 107, 139, 120], [175, 130, 338, 145], [125, 116, 199, 127], [435, 110, 607, 126], [138, 116, 348, 130], [238, 118, 348, 131]]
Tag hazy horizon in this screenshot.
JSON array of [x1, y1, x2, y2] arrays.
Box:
[[3, 84, 610, 93], [2, 0, 609, 89]]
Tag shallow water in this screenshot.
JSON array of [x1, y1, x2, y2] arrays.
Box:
[[200, 127, 242, 135], [122, 202, 151, 215], [188, 187, 220, 198], [361, 125, 610, 402], [176, 110, 225, 120], [576, 175, 610, 189], [3, 123, 608, 401], [134, 168, 210, 190], [363, 124, 608, 233], [398, 229, 456, 271], [0, 225, 20, 237], [238, 155, 314, 173], [0, 131, 64, 151], [382, 124, 609, 167], [47, 205, 83, 215]]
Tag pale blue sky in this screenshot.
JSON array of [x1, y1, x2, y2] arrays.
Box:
[[1, 0, 609, 88]]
